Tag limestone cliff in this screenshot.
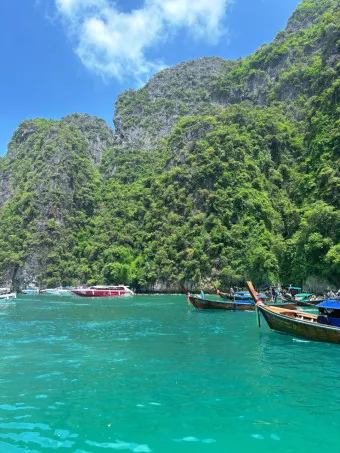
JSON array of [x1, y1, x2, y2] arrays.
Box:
[[0, 115, 114, 289], [114, 0, 340, 150], [1, 0, 340, 291]]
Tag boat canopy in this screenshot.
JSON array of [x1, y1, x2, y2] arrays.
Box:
[[317, 300, 340, 309], [317, 300, 340, 327], [290, 286, 301, 290], [235, 291, 266, 299], [88, 285, 130, 291]]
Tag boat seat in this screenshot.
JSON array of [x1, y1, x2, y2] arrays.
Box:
[[296, 315, 315, 323], [317, 315, 329, 325]]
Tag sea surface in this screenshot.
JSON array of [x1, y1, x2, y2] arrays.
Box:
[[0, 294, 339, 453]]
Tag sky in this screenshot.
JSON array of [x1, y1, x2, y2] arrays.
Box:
[[0, 0, 301, 156]]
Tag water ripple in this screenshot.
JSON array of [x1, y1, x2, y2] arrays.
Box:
[[86, 440, 151, 452]]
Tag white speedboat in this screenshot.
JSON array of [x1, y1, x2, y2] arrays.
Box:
[[0, 287, 11, 295], [21, 286, 40, 294], [72, 285, 134, 297], [0, 292, 16, 301], [44, 288, 74, 296]]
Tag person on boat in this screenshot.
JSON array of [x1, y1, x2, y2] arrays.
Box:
[[199, 290, 205, 299], [271, 287, 278, 303], [265, 288, 272, 299], [230, 287, 235, 296]]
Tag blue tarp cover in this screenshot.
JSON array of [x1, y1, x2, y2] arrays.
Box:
[[317, 300, 340, 309]]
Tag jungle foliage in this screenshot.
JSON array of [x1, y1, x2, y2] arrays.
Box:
[[1, 0, 340, 291]]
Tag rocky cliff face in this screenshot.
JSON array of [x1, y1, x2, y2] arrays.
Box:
[[114, 0, 340, 150], [0, 115, 115, 289], [114, 57, 231, 149], [0, 169, 12, 211], [61, 114, 116, 164]]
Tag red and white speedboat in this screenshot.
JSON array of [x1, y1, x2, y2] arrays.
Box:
[[72, 285, 134, 297]]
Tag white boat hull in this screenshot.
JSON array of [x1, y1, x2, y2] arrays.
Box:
[[0, 292, 16, 301], [44, 289, 74, 296]]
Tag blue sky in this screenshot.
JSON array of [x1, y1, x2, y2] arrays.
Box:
[[0, 0, 301, 156]]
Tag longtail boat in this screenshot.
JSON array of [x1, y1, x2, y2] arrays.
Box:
[[246, 281, 340, 344], [294, 293, 324, 306], [214, 287, 232, 300], [215, 287, 269, 302], [188, 294, 255, 311], [294, 299, 321, 308], [187, 294, 296, 311]]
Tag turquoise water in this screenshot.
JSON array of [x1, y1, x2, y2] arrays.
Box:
[[0, 294, 339, 453]]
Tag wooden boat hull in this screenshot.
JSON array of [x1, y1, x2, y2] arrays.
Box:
[[257, 304, 340, 344], [188, 296, 296, 311], [188, 296, 254, 311], [295, 299, 324, 307], [266, 302, 297, 310], [214, 288, 232, 300]]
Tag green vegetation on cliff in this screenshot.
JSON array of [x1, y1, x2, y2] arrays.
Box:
[[0, 0, 340, 291]]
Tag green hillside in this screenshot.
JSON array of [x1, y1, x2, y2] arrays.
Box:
[[0, 0, 340, 292]]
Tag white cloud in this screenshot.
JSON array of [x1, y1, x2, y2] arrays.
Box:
[[55, 0, 231, 82]]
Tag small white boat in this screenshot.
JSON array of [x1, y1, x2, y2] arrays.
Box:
[[21, 286, 40, 294], [44, 288, 74, 296], [0, 287, 11, 295], [0, 292, 16, 301]]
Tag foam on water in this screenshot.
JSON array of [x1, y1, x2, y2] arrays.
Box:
[[251, 434, 264, 440], [0, 440, 40, 452], [270, 433, 281, 441], [86, 440, 151, 451], [0, 422, 50, 431], [0, 432, 75, 449], [173, 436, 216, 444], [0, 405, 35, 411]]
